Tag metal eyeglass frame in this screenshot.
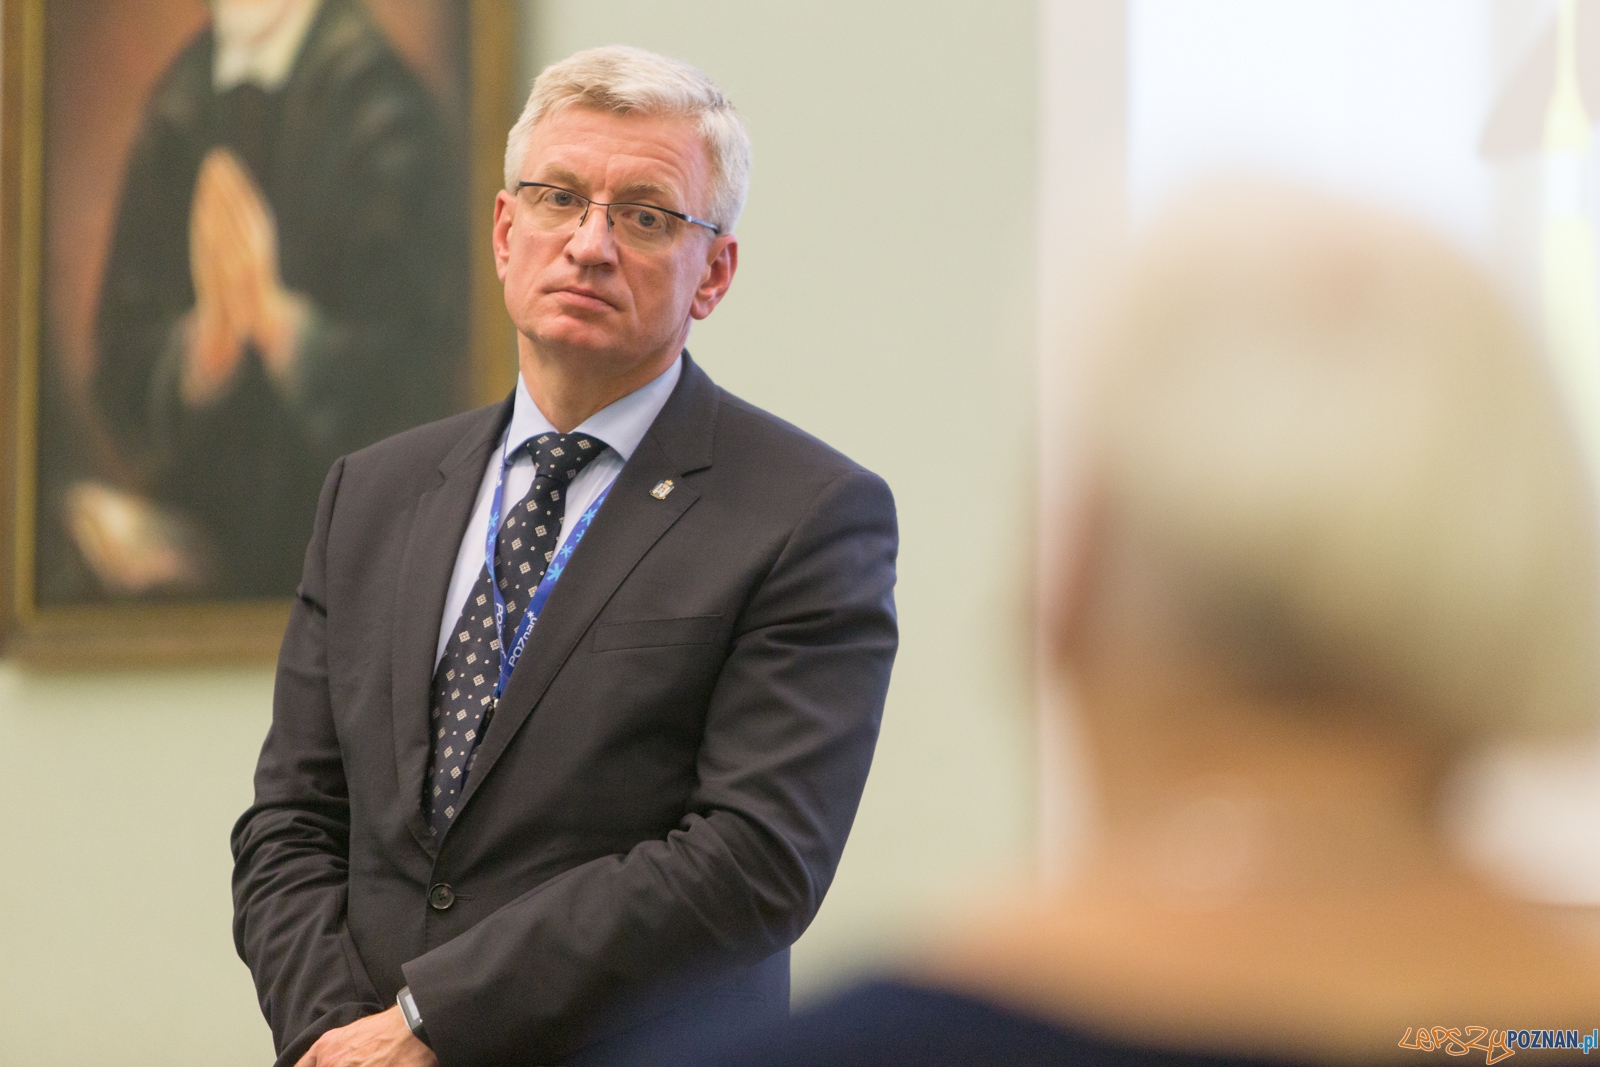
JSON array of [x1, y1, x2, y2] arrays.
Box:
[[515, 181, 721, 239]]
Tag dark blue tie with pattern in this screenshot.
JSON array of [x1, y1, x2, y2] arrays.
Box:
[[425, 431, 606, 838]]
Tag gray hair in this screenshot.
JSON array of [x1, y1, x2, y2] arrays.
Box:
[[1081, 181, 1600, 738], [504, 45, 752, 233]]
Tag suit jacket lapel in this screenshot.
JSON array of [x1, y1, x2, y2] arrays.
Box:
[[391, 398, 511, 852], [458, 355, 719, 813]]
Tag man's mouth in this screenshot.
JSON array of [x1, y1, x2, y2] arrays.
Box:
[[550, 286, 615, 311]]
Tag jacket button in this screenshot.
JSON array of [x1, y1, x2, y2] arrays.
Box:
[[428, 883, 455, 911]]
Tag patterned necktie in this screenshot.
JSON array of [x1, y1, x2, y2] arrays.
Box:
[[425, 431, 606, 837]]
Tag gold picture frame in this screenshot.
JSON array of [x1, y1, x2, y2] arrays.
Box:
[[1, 0, 518, 666]]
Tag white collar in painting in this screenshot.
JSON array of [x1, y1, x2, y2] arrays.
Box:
[[211, 0, 322, 92]]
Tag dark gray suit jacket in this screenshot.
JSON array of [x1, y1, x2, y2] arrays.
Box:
[[231, 356, 898, 1066]]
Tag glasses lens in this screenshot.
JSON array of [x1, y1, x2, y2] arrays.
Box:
[[609, 204, 680, 249], [523, 186, 587, 230]]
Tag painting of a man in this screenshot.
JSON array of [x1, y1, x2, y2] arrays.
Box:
[[82, 0, 467, 598]]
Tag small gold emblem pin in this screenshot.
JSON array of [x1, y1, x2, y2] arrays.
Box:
[[650, 479, 675, 500]]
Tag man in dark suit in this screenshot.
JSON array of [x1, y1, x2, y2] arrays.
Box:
[[231, 44, 898, 1067]]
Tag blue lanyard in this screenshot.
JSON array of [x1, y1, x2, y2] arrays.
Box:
[[484, 439, 613, 702]]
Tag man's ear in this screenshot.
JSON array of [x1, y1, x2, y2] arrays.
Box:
[[690, 234, 738, 320], [492, 190, 517, 281]]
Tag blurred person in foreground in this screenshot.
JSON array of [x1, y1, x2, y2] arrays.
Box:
[[637, 183, 1600, 1065]]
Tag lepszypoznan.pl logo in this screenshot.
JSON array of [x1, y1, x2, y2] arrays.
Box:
[[1399, 1027, 1600, 1062]]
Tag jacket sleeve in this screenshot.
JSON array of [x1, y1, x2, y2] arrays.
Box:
[[402, 467, 900, 1065], [230, 456, 388, 1065]]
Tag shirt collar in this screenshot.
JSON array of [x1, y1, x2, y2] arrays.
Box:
[[507, 353, 683, 462], [212, 0, 321, 92]]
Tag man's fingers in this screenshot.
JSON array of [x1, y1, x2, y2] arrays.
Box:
[[201, 148, 275, 264], [211, 146, 252, 188], [190, 157, 237, 296], [191, 149, 235, 236], [190, 218, 227, 306], [206, 153, 282, 305], [207, 147, 255, 204], [212, 149, 273, 232], [200, 197, 264, 315], [213, 168, 258, 233], [209, 179, 258, 252], [189, 146, 283, 343], [203, 239, 251, 314]]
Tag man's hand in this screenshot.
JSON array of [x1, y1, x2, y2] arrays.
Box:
[[293, 1006, 438, 1067], [183, 147, 306, 405]]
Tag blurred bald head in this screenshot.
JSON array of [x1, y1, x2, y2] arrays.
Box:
[[1068, 182, 1600, 740]]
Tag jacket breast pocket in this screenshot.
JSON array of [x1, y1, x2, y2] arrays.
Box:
[[592, 614, 724, 652]]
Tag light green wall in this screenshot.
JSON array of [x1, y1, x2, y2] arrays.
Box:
[[0, 3, 1037, 1062], [0, 665, 278, 1064]]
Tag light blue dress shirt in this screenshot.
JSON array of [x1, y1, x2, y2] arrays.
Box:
[[433, 355, 683, 667]]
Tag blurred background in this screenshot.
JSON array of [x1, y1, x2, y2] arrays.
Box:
[[4, 1, 1600, 1063]]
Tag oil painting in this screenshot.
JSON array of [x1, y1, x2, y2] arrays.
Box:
[[1, 0, 515, 662]]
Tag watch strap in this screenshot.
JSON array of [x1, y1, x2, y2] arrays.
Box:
[[396, 985, 431, 1047]]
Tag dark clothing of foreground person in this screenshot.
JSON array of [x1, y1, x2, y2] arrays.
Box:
[[630, 981, 1595, 1066]]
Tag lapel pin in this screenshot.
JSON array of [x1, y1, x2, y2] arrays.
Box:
[[650, 479, 675, 500]]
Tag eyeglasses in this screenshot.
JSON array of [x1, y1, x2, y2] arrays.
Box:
[[514, 182, 720, 250]]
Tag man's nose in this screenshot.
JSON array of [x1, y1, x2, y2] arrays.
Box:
[[565, 204, 617, 262]]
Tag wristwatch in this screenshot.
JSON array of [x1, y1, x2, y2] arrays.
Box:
[[396, 985, 431, 1047]]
